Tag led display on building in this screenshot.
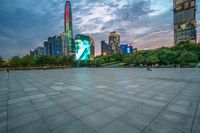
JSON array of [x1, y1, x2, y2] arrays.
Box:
[[75, 34, 90, 61], [65, 1, 74, 56]]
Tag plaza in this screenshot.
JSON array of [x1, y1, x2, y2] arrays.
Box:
[[0, 68, 200, 133]]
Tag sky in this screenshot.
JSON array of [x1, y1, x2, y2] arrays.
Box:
[[0, 0, 200, 59]]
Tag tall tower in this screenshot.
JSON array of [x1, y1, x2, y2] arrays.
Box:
[[173, 0, 197, 44], [65, 0, 74, 56]]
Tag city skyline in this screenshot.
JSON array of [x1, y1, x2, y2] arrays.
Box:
[[0, 0, 200, 59]]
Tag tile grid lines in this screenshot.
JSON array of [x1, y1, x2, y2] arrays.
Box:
[[90, 104, 140, 133], [18, 73, 85, 133], [42, 78, 166, 132], [10, 72, 51, 133], [30, 74, 124, 132], [6, 72, 15, 133], [140, 81, 192, 133], [191, 97, 200, 133], [24, 72, 142, 132], [2, 72, 9, 133]]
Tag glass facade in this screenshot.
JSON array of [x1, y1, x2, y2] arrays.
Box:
[[120, 42, 133, 54], [52, 36, 62, 56], [173, 0, 197, 44], [75, 34, 91, 61]]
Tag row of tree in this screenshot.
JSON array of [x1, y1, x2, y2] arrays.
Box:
[[91, 41, 200, 67], [0, 55, 74, 68], [0, 41, 200, 68]]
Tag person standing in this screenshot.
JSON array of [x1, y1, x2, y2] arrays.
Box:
[[7, 67, 9, 73]]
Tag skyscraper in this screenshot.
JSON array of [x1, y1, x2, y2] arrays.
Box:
[[65, 0, 74, 56], [173, 0, 197, 44], [109, 31, 120, 53]]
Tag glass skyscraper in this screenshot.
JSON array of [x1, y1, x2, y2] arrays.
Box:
[[173, 0, 197, 44], [65, 0, 75, 56]]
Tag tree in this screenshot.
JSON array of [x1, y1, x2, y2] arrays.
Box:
[[109, 58, 116, 62], [35, 56, 50, 66], [178, 51, 198, 66], [134, 54, 145, 65], [146, 55, 159, 65], [156, 49, 178, 65], [90, 60, 95, 66], [21, 55, 35, 67], [110, 54, 123, 61], [0, 56, 4, 67], [10, 56, 22, 67], [94, 58, 105, 67], [102, 55, 110, 63]]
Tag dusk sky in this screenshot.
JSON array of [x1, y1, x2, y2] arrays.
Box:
[[0, 0, 200, 59]]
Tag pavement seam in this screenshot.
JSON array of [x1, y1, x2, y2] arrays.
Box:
[[191, 97, 200, 133], [140, 80, 190, 133]]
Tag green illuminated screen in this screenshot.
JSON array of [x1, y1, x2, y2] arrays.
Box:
[[75, 37, 90, 61]]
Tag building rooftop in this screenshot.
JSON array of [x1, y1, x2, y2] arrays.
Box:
[[0, 68, 200, 133]]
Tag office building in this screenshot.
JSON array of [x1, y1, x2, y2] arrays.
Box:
[[109, 31, 120, 53], [120, 42, 134, 54], [52, 36, 62, 56], [30, 50, 34, 56], [65, 0, 75, 56], [43, 40, 50, 56], [47, 37, 53, 56], [60, 32, 68, 56], [37, 47, 45, 56], [101, 41, 113, 56], [173, 0, 197, 44]]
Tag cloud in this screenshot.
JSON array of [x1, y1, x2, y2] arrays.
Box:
[[0, 0, 199, 58]]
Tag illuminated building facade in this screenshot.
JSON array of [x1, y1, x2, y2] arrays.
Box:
[[120, 42, 134, 54], [75, 34, 91, 61], [90, 37, 95, 60], [65, 0, 75, 56], [173, 0, 197, 44]]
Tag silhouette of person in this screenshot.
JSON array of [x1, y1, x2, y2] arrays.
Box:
[[7, 67, 9, 73]]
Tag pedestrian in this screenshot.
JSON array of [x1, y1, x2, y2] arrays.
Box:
[[7, 67, 9, 73]]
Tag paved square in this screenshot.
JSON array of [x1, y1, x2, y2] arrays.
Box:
[[0, 68, 200, 133]]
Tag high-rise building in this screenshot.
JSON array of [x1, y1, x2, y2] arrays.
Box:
[[101, 41, 107, 56], [101, 41, 113, 56], [52, 36, 62, 56], [37, 47, 45, 56], [90, 37, 95, 60], [75, 34, 91, 61], [30, 50, 34, 56], [65, 0, 74, 56], [173, 0, 197, 44], [109, 31, 120, 53], [60, 32, 68, 56], [43, 40, 50, 56], [120, 42, 134, 54], [48, 37, 53, 56]]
